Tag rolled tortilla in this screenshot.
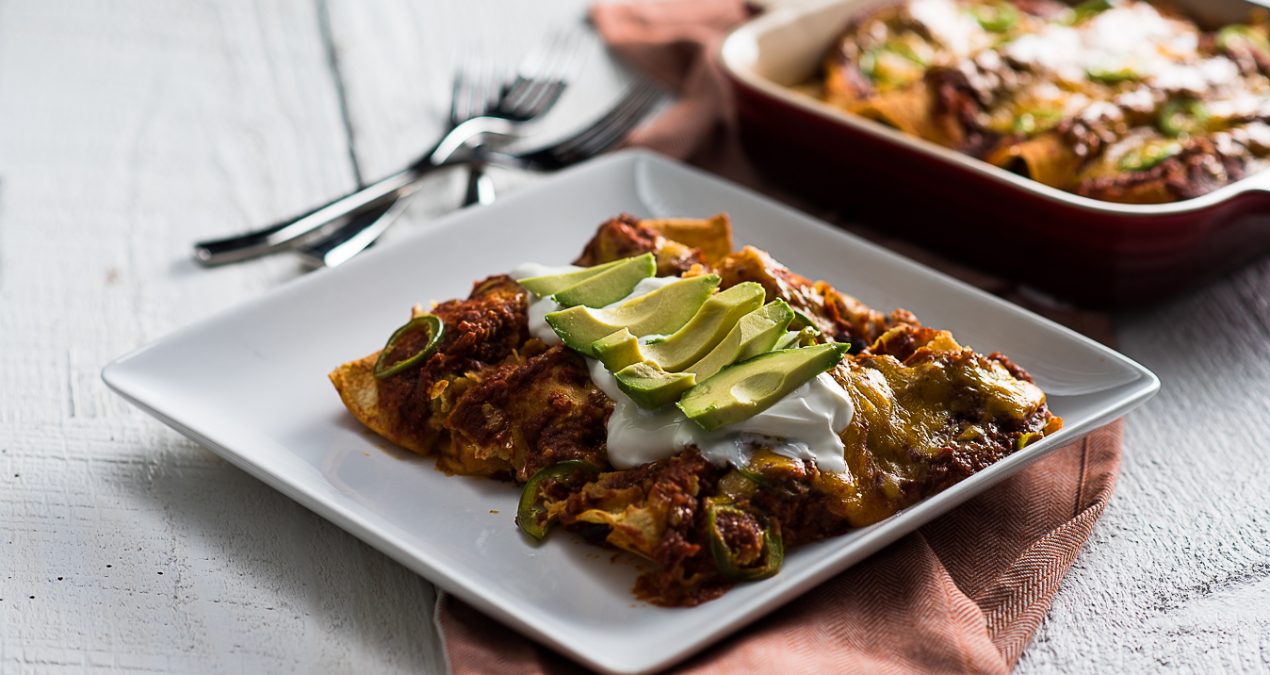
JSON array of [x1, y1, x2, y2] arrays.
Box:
[[853, 82, 966, 149], [985, 132, 1082, 189]]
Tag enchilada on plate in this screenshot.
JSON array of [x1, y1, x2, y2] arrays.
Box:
[[330, 213, 1062, 606]]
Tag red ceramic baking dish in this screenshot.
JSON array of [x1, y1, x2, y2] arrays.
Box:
[[720, 0, 1270, 306]]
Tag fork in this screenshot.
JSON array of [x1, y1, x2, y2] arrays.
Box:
[[192, 31, 580, 267], [484, 79, 663, 172], [452, 61, 504, 207], [292, 64, 506, 268], [294, 79, 665, 269], [451, 40, 579, 206]]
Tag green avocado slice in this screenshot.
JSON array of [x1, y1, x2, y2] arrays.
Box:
[[594, 290, 780, 375], [677, 342, 850, 431], [517, 254, 647, 298], [545, 275, 720, 356], [592, 328, 644, 372], [550, 253, 655, 308], [773, 330, 800, 351], [687, 300, 794, 381], [773, 326, 820, 350], [639, 282, 766, 372], [613, 361, 697, 409]]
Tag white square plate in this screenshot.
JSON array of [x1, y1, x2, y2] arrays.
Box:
[[103, 150, 1158, 674]]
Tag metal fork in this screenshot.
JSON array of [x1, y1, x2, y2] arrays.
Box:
[[293, 64, 506, 268], [452, 61, 504, 207], [452, 38, 580, 204], [192, 31, 579, 266], [485, 79, 663, 172], [295, 79, 665, 269]]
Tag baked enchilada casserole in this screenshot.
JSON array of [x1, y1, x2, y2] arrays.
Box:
[[821, 0, 1270, 203], [330, 215, 1062, 606]]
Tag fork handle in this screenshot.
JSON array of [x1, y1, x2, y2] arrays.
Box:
[[294, 196, 412, 269], [462, 162, 497, 207], [192, 166, 428, 266], [192, 117, 522, 266]]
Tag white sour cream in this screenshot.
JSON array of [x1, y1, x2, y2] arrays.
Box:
[[1002, 3, 1202, 89], [510, 261, 856, 474], [591, 360, 853, 474], [526, 297, 563, 345], [908, 0, 985, 60], [510, 262, 581, 346]]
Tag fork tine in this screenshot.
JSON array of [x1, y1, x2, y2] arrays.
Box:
[[451, 57, 501, 125], [499, 74, 533, 113], [536, 29, 582, 85], [551, 82, 663, 163], [502, 29, 582, 119], [460, 67, 477, 122], [513, 80, 566, 121], [527, 32, 581, 109], [490, 80, 662, 172], [449, 69, 468, 126], [474, 59, 498, 117], [485, 62, 508, 114], [499, 32, 563, 113], [465, 63, 481, 119]]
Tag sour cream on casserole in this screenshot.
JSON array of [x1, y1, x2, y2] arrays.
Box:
[[510, 262, 855, 474]]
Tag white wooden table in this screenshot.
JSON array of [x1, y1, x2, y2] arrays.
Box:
[[2, 1, 1268, 672]]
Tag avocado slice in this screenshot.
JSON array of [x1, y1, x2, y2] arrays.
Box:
[[594, 290, 777, 374], [773, 325, 820, 351], [687, 300, 794, 381], [677, 342, 850, 431], [551, 253, 655, 308], [545, 275, 720, 356], [614, 361, 697, 409], [592, 328, 644, 372], [638, 282, 766, 372], [517, 254, 645, 298], [773, 331, 800, 351]]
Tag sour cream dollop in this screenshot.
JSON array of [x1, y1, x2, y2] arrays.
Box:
[[591, 360, 853, 473], [510, 262, 580, 346], [509, 262, 855, 474]]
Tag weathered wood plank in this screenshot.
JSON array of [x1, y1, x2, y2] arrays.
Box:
[[0, 1, 441, 671], [1017, 256, 1270, 674]]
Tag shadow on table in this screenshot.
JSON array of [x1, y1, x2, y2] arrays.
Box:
[[120, 436, 448, 673]]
